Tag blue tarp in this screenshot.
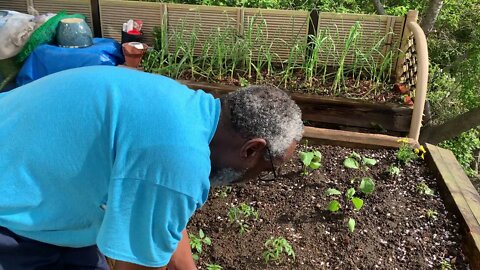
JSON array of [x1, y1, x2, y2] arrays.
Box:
[[17, 38, 124, 86]]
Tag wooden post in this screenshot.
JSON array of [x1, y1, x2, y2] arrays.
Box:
[[407, 21, 428, 141], [395, 10, 418, 82]]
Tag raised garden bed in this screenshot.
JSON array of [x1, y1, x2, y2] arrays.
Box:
[[181, 80, 414, 136], [187, 142, 479, 270]]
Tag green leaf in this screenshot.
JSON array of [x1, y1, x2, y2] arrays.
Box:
[[192, 253, 199, 261], [312, 150, 322, 160], [327, 200, 341, 212], [424, 188, 435, 196], [351, 152, 362, 160], [362, 157, 377, 166], [345, 188, 355, 199], [309, 161, 321, 169], [351, 197, 364, 211], [325, 188, 342, 196], [203, 237, 212, 246], [299, 151, 314, 166], [359, 177, 375, 194], [348, 218, 356, 233], [344, 157, 360, 169], [199, 229, 205, 239]]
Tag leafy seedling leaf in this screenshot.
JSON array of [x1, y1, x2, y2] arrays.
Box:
[[344, 157, 360, 169], [345, 188, 356, 200], [309, 161, 321, 169], [359, 177, 375, 194], [348, 218, 356, 233], [299, 151, 314, 166], [362, 157, 377, 166], [327, 200, 341, 212], [325, 188, 342, 196], [351, 197, 364, 211], [313, 150, 322, 160], [199, 229, 205, 239], [204, 237, 212, 246], [351, 152, 362, 160]]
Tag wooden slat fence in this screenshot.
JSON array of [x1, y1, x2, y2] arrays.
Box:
[[30, 0, 94, 31], [0, 0, 29, 13]]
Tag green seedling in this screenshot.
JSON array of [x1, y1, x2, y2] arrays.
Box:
[[189, 229, 212, 261], [206, 263, 223, 270], [359, 177, 375, 195], [416, 182, 435, 196], [387, 165, 401, 177], [348, 218, 356, 233], [218, 186, 232, 198], [327, 199, 341, 212], [440, 260, 453, 270], [299, 150, 322, 175], [426, 209, 438, 220], [228, 203, 259, 234], [262, 236, 295, 264], [325, 187, 364, 212], [239, 77, 249, 87], [343, 151, 377, 170], [396, 138, 425, 165]]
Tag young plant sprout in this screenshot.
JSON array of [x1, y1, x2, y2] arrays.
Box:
[[440, 260, 453, 270], [189, 229, 212, 261], [227, 202, 259, 234], [206, 263, 223, 270], [359, 177, 375, 195], [426, 209, 438, 220], [387, 164, 401, 177], [325, 187, 364, 233], [416, 182, 435, 196], [348, 218, 356, 233], [396, 138, 427, 165], [218, 186, 233, 198], [262, 236, 295, 264], [299, 149, 322, 176], [343, 151, 377, 170]]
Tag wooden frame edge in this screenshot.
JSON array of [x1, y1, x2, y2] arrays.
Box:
[[425, 143, 480, 269]]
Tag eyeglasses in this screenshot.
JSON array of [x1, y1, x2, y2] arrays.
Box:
[[258, 145, 278, 181]]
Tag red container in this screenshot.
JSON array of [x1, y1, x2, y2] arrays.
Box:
[[122, 42, 148, 68]]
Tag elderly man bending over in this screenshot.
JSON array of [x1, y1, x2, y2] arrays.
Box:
[[0, 66, 303, 270]]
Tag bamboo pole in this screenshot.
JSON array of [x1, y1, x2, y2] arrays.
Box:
[[407, 21, 428, 141]]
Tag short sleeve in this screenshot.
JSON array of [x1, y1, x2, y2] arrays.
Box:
[[97, 178, 198, 267]]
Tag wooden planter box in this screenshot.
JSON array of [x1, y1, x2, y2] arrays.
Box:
[[178, 80, 413, 136]]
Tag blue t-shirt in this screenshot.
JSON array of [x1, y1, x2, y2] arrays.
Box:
[[0, 66, 220, 267]]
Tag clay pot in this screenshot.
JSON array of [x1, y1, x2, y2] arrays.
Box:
[[122, 42, 148, 68]]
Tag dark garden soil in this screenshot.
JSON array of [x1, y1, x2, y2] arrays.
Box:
[[179, 70, 405, 105], [188, 144, 470, 270]]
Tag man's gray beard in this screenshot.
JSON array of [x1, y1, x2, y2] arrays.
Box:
[[209, 168, 246, 187]]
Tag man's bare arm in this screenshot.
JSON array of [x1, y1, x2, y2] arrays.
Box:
[[167, 229, 197, 270], [113, 229, 196, 270]]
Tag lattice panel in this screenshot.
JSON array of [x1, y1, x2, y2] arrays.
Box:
[[243, 8, 309, 62], [99, 0, 163, 45], [399, 34, 418, 91], [317, 12, 404, 66], [32, 0, 93, 31], [0, 0, 29, 13], [166, 4, 238, 55]]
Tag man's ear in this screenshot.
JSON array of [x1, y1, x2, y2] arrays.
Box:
[[240, 138, 267, 159]]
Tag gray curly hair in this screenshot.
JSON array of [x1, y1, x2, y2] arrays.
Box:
[[220, 85, 304, 158]]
